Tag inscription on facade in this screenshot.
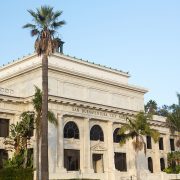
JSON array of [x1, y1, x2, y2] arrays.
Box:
[[0, 87, 14, 95], [72, 107, 126, 120]]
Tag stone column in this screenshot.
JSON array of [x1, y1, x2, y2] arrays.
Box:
[[56, 114, 66, 172], [153, 141, 161, 173], [107, 121, 115, 179], [83, 118, 93, 173]]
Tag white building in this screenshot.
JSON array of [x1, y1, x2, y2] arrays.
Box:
[[0, 51, 179, 180]]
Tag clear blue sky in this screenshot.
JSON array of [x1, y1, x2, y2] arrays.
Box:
[[0, 0, 180, 107]]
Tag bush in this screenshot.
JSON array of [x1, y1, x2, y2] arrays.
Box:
[[0, 167, 33, 180], [163, 165, 180, 174]]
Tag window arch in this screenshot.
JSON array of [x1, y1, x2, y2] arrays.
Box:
[[113, 128, 123, 143], [90, 125, 104, 141], [148, 157, 153, 173], [64, 121, 79, 139], [160, 158, 165, 171]]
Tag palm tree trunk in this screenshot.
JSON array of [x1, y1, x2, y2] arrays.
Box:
[[135, 152, 140, 180], [36, 129, 40, 180], [41, 54, 49, 180]]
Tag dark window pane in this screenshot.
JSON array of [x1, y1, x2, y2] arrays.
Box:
[[146, 136, 152, 149], [160, 158, 165, 171], [159, 137, 164, 150], [28, 129, 34, 138], [148, 157, 153, 173], [114, 153, 127, 171], [0, 119, 9, 137], [170, 139, 175, 151], [64, 149, 80, 171], [90, 125, 104, 141], [27, 148, 33, 168], [0, 149, 8, 169], [64, 121, 79, 139], [113, 128, 123, 143]]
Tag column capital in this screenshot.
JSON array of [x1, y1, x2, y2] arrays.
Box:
[[107, 121, 113, 126], [57, 113, 64, 119], [84, 117, 90, 121]]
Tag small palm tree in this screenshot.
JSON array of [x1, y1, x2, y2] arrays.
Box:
[[177, 93, 180, 106], [145, 100, 158, 114], [32, 86, 58, 180], [4, 111, 34, 168], [119, 111, 159, 180], [166, 106, 180, 147], [23, 6, 65, 180]]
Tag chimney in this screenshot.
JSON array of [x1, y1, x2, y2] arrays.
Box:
[[54, 38, 64, 54], [59, 39, 64, 54]]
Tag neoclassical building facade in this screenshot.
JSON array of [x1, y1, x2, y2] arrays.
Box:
[[0, 52, 179, 180]]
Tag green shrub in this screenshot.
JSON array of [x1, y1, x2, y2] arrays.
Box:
[[163, 165, 180, 174], [0, 167, 33, 180]]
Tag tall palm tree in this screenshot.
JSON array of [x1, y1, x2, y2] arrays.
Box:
[[23, 6, 65, 180], [119, 112, 159, 180]]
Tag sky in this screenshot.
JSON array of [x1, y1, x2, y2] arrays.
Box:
[[0, 0, 180, 107]]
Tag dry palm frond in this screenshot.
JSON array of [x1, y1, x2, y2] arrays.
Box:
[[176, 138, 180, 147], [132, 136, 144, 152]]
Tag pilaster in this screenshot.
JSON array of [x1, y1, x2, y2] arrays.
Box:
[[107, 121, 115, 179], [56, 113, 66, 172], [83, 118, 94, 173]]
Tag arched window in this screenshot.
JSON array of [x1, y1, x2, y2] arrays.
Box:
[[90, 125, 104, 141], [148, 157, 153, 173], [64, 121, 79, 139], [113, 128, 123, 143], [160, 158, 165, 171]]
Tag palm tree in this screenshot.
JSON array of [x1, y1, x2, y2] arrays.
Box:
[[145, 100, 158, 114], [4, 111, 34, 168], [166, 106, 180, 147], [23, 6, 65, 180], [119, 111, 159, 180], [32, 86, 58, 180], [177, 93, 180, 106], [166, 93, 180, 148]]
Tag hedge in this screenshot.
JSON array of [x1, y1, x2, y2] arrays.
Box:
[[0, 167, 33, 180]]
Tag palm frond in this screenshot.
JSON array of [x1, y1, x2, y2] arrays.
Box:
[[148, 129, 160, 143], [27, 10, 41, 24], [32, 86, 42, 112], [23, 23, 36, 29], [31, 29, 40, 37], [53, 11, 63, 20], [51, 21, 66, 29], [132, 136, 144, 152], [167, 107, 180, 133], [48, 111, 58, 126]]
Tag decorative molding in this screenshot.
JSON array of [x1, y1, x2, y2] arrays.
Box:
[[91, 142, 106, 151]]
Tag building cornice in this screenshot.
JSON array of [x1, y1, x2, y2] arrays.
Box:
[[0, 53, 37, 71], [52, 53, 130, 78], [0, 63, 147, 94], [0, 94, 168, 128], [0, 52, 129, 77], [0, 94, 24, 103]]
